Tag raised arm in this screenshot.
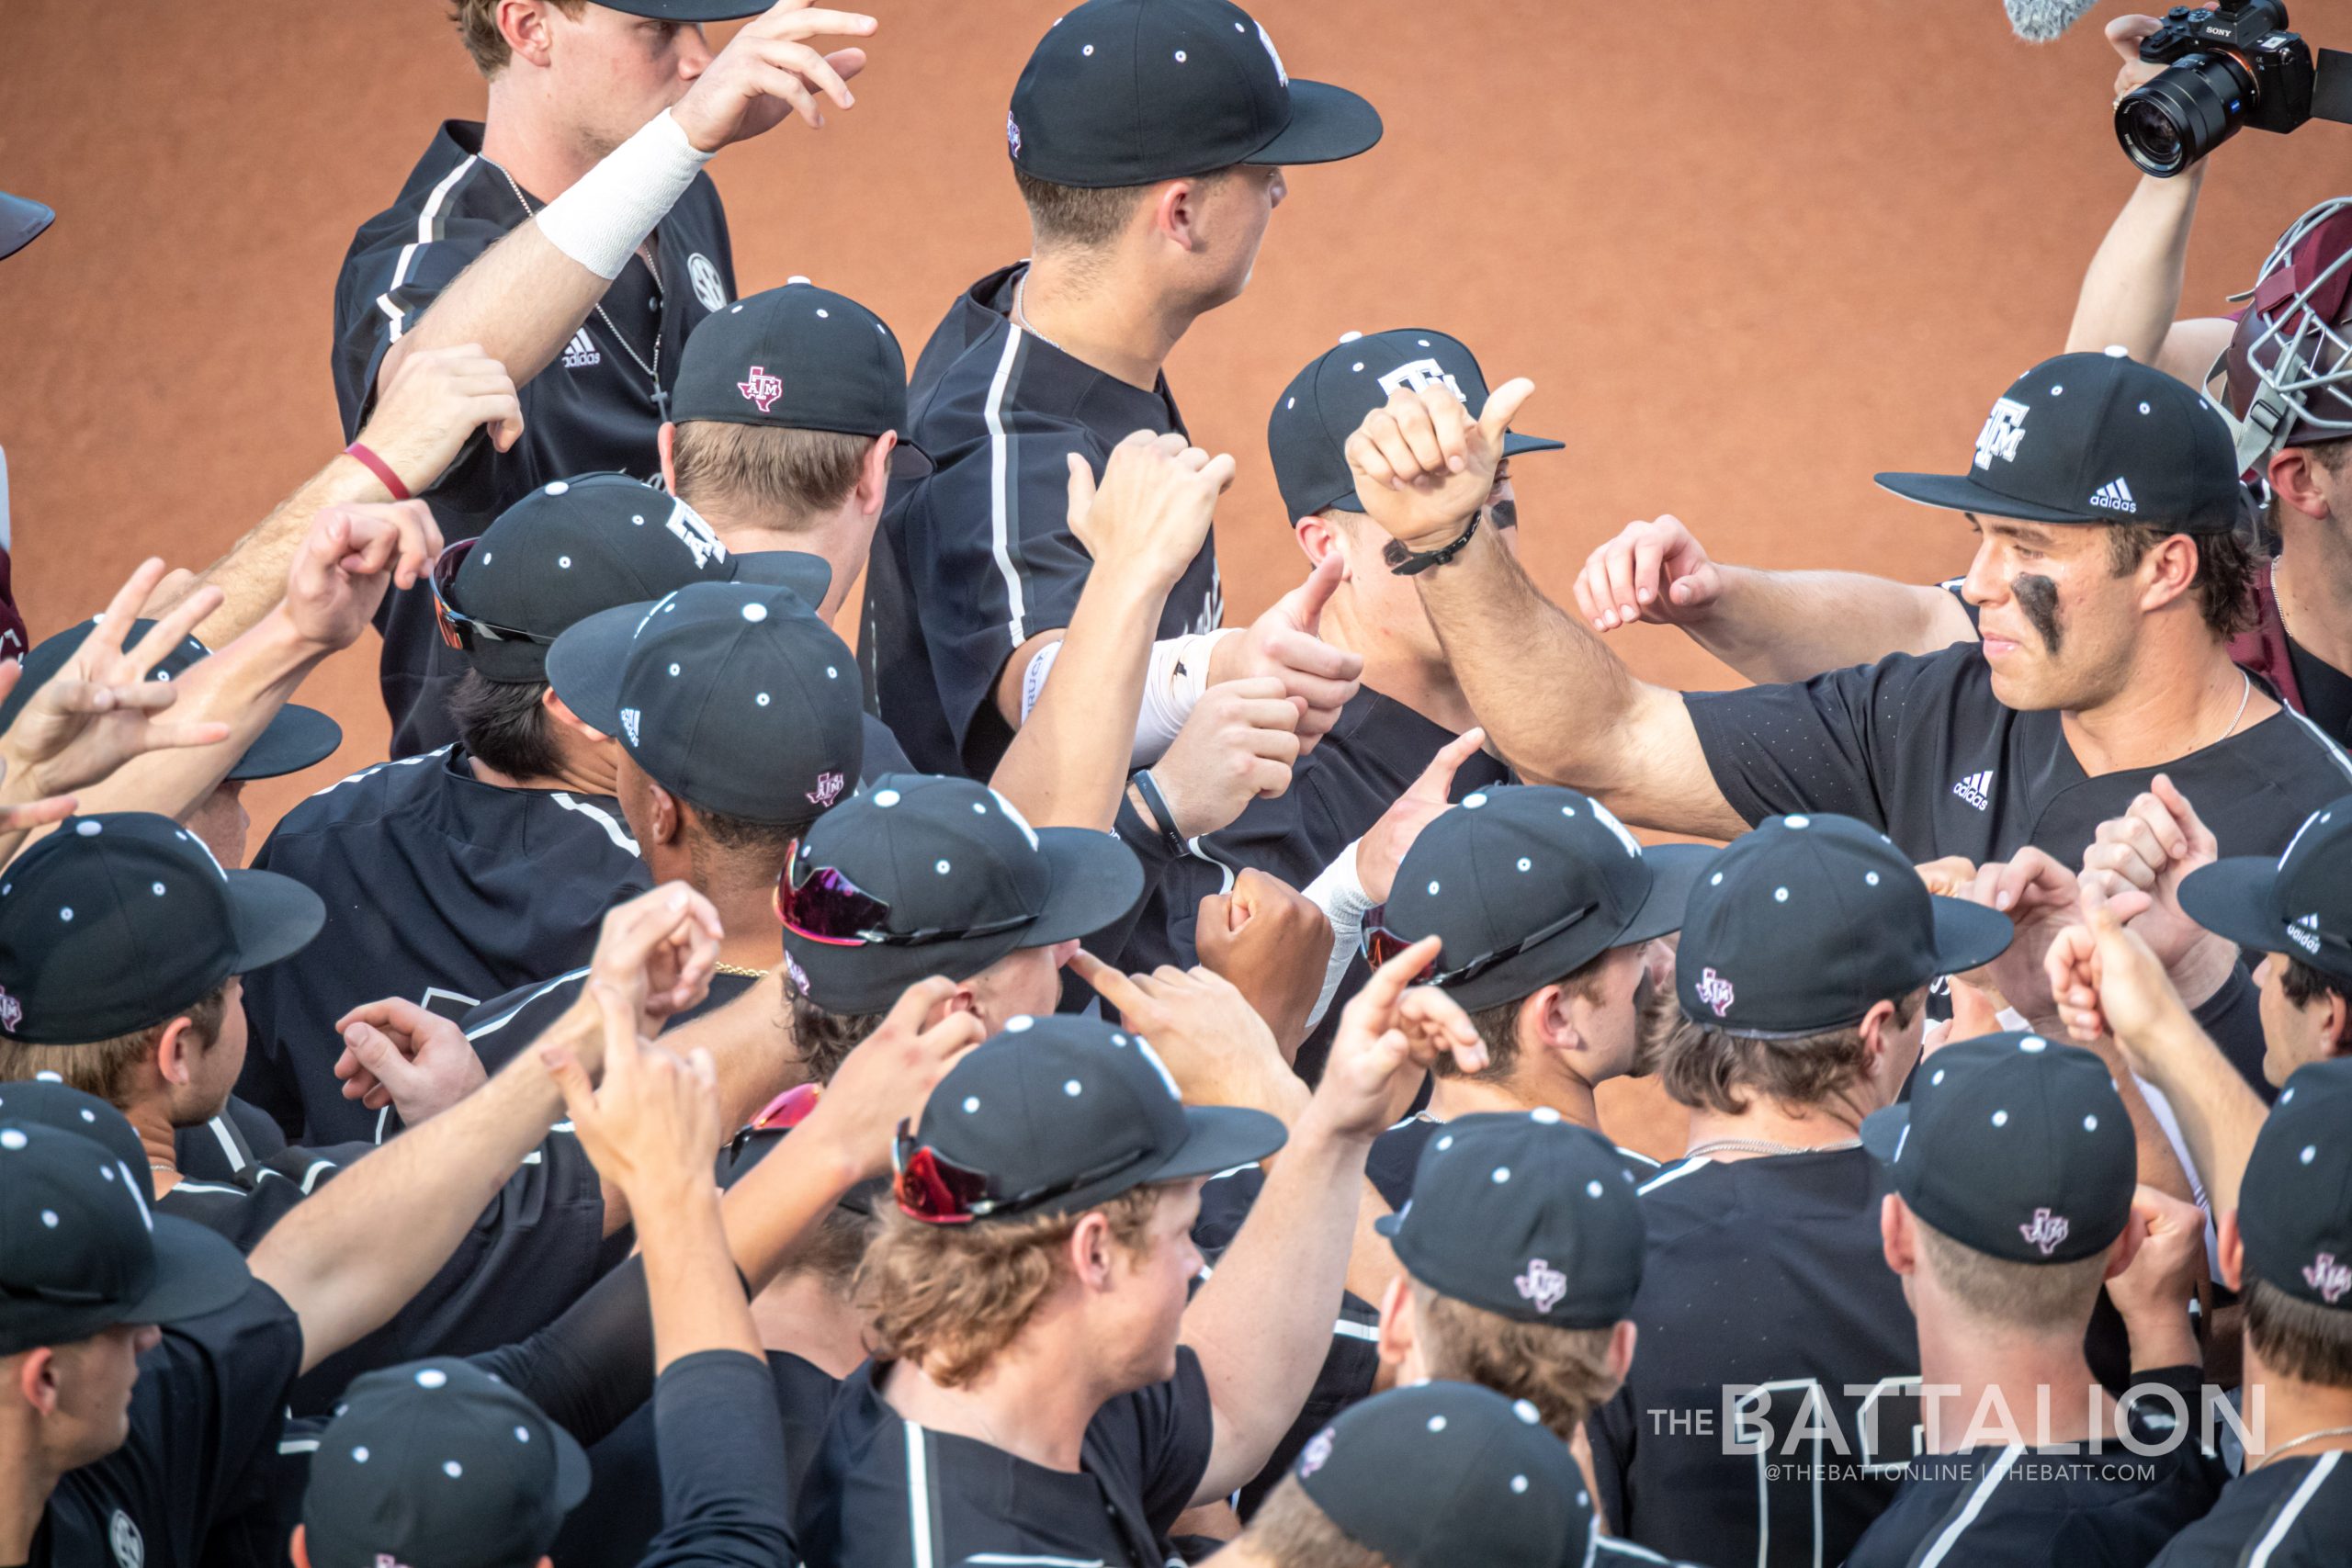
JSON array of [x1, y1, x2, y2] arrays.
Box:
[[1571, 513, 1975, 683], [378, 2, 870, 394], [1346, 381, 1747, 839]]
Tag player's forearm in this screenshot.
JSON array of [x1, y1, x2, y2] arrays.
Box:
[[1685, 567, 1974, 682], [2125, 1010, 2266, 1213], [388, 223, 605, 391], [717, 1119, 865, 1292], [659, 970, 803, 1131], [1182, 1107, 1370, 1499], [2121, 1304, 2203, 1374], [637, 1175, 764, 1371], [251, 1004, 588, 1371], [2065, 167, 2206, 366], [991, 566, 1170, 829], [163, 455, 389, 648]]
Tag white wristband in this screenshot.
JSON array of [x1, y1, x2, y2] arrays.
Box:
[[533, 109, 710, 281], [1134, 627, 1238, 765], [1303, 840, 1375, 1030]]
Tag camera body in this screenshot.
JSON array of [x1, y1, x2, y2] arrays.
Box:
[[2138, 2, 2314, 134]]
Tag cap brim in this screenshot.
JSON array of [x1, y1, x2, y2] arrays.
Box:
[[1149, 1104, 1287, 1184], [1616, 844, 1716, 948], [1928, 895, 2015, 974], [594, 0, 769, 17], [223, 868, 327, 974], [1859, 1103, 1910, 1164], [1024, 829, 1147, 944], [543, 602, 644, 736], [551, 1422, 594, 1512], [2179, 856, 2290, 955], [1441, 843, 1716, 1012], [226, 704, 342, 781], [727, 549, 833, 608], [123, 1213, 254, 1327], [1502, 432, 1565, 457], [1245, 80, 1384, 167], [0, 192, 54, 263], [1873, 470, 2101, 526]]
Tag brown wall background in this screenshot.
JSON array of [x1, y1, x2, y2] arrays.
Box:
[[3, 1, 2346, 844]]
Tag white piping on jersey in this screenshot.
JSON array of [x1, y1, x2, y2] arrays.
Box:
[[374, 1104, 392, 1146], [983, 325, 1031, 649], [963, 1558, 1108, 1566], [277, 1438, 321, 1456], [1590, 1532, 1669, 1563], [254, 1158, 339, 1195], [905, 1419, 935, 1568], [466, 966, 592, 1043], [1915, 1441, 2024, 1568], [550, 792, 640, 854], [164, 1180, 246, 1197], [1637, 1156, 1714, 1195], [2278, 702, 2352, 782], [378, 155, 482, 343], [2249, 1450, 2341, 1567], [305, 744, 450, 800], [205, 1113, 249, 1175], [1331, 1318, 1380, 1343]]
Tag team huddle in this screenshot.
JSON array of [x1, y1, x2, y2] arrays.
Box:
[[9, 2, 2352, 1565]]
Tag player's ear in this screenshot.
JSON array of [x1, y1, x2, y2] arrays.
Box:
[[153, 1013, 200, 1089], [1527, 984, 1579, 1056], [1150, 177, 1205, 254], [500, 0, 558, 70], [2324, 985, 2351, 1058], [15, 1345, 60, 1417], [657, 423, 679, 493], [859, 434, 897, 515], [1374, 1270, 1415, 1372], [2216, 1208, 2246, 1293], [288, 1526, 312, 1568], [2267, 446, 2330, 523], [1295, 513, 1343, 574], [649, 782, 684, 847], [1606, 1319, 1637, 1385], [1068, 1211, 1115, 1291], [1879, 1193, 1917, 1278], [2135, 533, 2201, 615]]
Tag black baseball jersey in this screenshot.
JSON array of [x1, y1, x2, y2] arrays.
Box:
[[1683, 644, 2352, 867], [1590, 1150, 1923, 1568], [556, 1349, 842, 1568], [28, 1279, 300, 1568], [1844, 1365, 2223, 1567], [462, 968, 761, 1077], [861, 263, 1222, 778], [174, 1094, 286, 1184], [237, 745, 649, 1145], [635, 1349, 801, 1568], [334, 120, 736, 757], [796, 1351, 1216, 1568], [2150, 1448, 2352, 1566], [161, 1130, 608, 1416]]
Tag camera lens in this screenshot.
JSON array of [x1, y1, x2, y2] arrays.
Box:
[[2115, 51, 2257, 176]]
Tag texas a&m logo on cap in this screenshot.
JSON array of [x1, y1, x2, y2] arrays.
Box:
[[1973, 397, 2030, 471], [2307, 1251, 2352, 1303], [1377, 357, 1465, 404], [2020, 1207, 2070, 1257], [1514, 1258, 1568, 1314], [806, 771, 846, 807], [1695, 967, 1735, 1018], [738, 365, 785, 413]]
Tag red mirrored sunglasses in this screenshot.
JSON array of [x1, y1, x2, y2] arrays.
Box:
[[891, 1120, 1156, 1225], [430, 536, 557, 655], [775, 839, 1033, 949]]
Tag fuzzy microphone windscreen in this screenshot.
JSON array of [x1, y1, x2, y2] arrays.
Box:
[[2005, 0, 2100, 43]]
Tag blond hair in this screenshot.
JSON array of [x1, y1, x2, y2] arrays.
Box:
[[1651, 988, 1924, 1116], [0, 985, 231, 1109], [1231, 1476, 1384, 1568], [1912, 1216, 2110, 1336], [670, 423, 873, 524], [1413, 1280, 1623, 1438]]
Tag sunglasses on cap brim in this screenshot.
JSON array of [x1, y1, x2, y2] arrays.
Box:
[[1359, 898, 1600, 987], [891, 1119, 1154, 1225], [430, 537, 557, 655], [775, 839, 1034, 950]]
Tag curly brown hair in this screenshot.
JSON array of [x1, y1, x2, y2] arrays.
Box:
[[854, 1187, 1160, 1387], [1413, 1281, 1623, 1438], [1230, 1475, 1384, 1568], [1650, 988, 1924, 1116], [2105, 523, 2262, 639]]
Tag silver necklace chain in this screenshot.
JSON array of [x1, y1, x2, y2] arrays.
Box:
[[2204, 671, 2255, 753], [500, 167, 662, 390], [1683, 1134, 1862, 1159], [2260, 1422, 2352, 1465], [1012, 270, 1069, 356]]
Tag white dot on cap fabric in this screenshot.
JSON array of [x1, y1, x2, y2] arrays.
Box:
[[1235, 18, 1245, 27], [2051, 385, 2064, 396], [559, 556, 572, 570], [1491, 1166, 1511, 1183], [1435, 1134, 1453, 1150], [756, 694, 771, 707], [1711, 872, 1723, 885], [972, 802, 988, 814], [1931, 1069, 1946, 1086], [1, 1129, 25, 1151], [2084, 1115, 2099, 1132], [729, 304, 742, 313], [875, 789, 899, 807], [1006, 1015, 1034, 1032], [1531, 1107, 1560, 1124], [815, 309, 830, 319], [633, 514, 645, 525], [2303, 1145, 2319, 1165], [1464, 793, 1487, 808], [74, 820, 100, 837], [1082, 42, 1094, 53], [1428, 880, 1441, 895], [514, 1426, 530, 1443], [352, 1446, 369, 1462], [58, 908, 72, 922], [1773, 887, 1788, 903], [1427, 1416, 1448, 1432], [1516, 857, 1532, 873], [1785, 815, 1810, 829], [963, 1096, 980, 1113], [935, 859, 951, 874], [2283, 1087, 2297, 1103], [1561, 804, 1577, 818], [1511, 1475, 1530, 1494], [1587, 1179, 1604, 1198], [1992, 1111, 2009, 1127], [443, 1461, 464, 1479], [40, 1210, 56, 1228], [742, 602, 769, 623], [1065, 1079, 1083, 1097], [668, 663, 681, 677], [1285, 397, 1295, 409], [2139, 402, 2152, 415], [1419, 339, 1432, 348], [1513, 1398, 1541, 1424], [1339, 330, 1363, 344], [827, 666, 840, 679], [152, 883, 165, 897], [1351, 362, 1364, 373], [2020, 1036, 2047, 1053], [1866, 872, 1881, 886], [546, 480, 570, 495], [787, 275, 810, 285], [1173, 49, 1186, 61], [416, 1368, 448, 1388], [2105, 344, 2129, 357]]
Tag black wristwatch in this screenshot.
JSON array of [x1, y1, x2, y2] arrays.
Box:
[[1382, 511, 1480, 576]]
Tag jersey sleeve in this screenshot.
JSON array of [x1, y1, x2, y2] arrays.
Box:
[[896, 419, 1112, 768], [634, 1349, 799, 1568], [1089, 1344, 1217, 1536], [334, 203, 512, 436], [1588, 1390, 1636, 1540], [1680, 658, 1923, 829]]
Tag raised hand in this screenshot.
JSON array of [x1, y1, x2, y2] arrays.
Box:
[[1196, 869, 1335, 1061], [0, 558, 232, 799], [1573, 516, 1725, 632], [588, 883, 726, 1039], [797, 976, 988, 1179], [282, 503, 447, 651], [2044, 882, 2193, 1061], [542, 984, 722, 1204], [354, 343, 522, 491], [1208, 554, 1365, 753], [669, 0, 876, 149], [1067, 951, 1298, 1114], [1355, 727, 1487, 904], [1148, 676, 1302, 839], [2107, 15, 2168, 101], [2106, 1184, 2207, 1345], [1312, 936, 1488, 1139], [1346, 378, 1535, 551], [1067, 430, 1236, 596], [332, 997, 488, 1124], [1956, 846, 2091, 1024], [2078, 773, 2234, 998]]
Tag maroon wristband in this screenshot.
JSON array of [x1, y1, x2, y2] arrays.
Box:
[[343, 441, 412, 502]]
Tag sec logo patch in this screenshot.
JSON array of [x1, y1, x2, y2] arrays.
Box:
[[687, 253, 727, 314], [109, 1509, 144, 1568]]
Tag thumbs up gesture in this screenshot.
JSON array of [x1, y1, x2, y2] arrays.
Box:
[[1348, 378, 1536, 552], [1207, 551, 1365, 753]]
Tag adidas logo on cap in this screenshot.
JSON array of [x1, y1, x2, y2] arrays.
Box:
[[2088, 477, 2136, 513], [2289, 912, 2324, 954], [1951, 770, 1995, 811]]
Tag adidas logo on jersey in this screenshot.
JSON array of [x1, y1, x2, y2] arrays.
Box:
[[561, 329, 601, 370], [2088, 477, 2137, 513], [2289, 912, 2324, 954], [1951, 770, 1995, 811]]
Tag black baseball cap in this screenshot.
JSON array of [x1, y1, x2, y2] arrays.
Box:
[[443, 475, 831, 681], [2181, 796, 2352, 988], [2239, 1058, 2352, 1309], [1292, 1382, 1592, 1568], [0, 1079, 146, 1173], [0, 812, 325, 1043], [547, 581, 865, 825], [1861, 1032, 2135, 1265], [1376, 785, 1713, 1010], [1269, 329, 1563, 520], [1376, 1111, 1646, 1328], [671, 280, 932, 478], [594, 0, 763, 17], [0, 191, 53, 263], [783, 773, 1143, 1014], [1676, 814, 2013, 1037], [900, 1013, 1284, 1222], [302, 1359, 593, 1568], [0, 616, 340, 781], [1007, 0, 1381, 188], [0, 1121, 253, 1358], [1876, 348, 2249, 533]]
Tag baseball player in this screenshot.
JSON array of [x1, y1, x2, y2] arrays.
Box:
[[1221, 1382, 1598, 1568], [1846, 1034, 2224, 1564], [335, 0, 875, 754], [1589, 815, 2014, 1566], [1350, 351, 2352, 874], [236, 474, 821, 1144], [862, 0, 1379, 780], [0, 186, 51, 663]]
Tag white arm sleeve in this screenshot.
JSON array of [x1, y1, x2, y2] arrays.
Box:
[[1019, 626, 1240, 765], [1302, 840, 1374, 1031]]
